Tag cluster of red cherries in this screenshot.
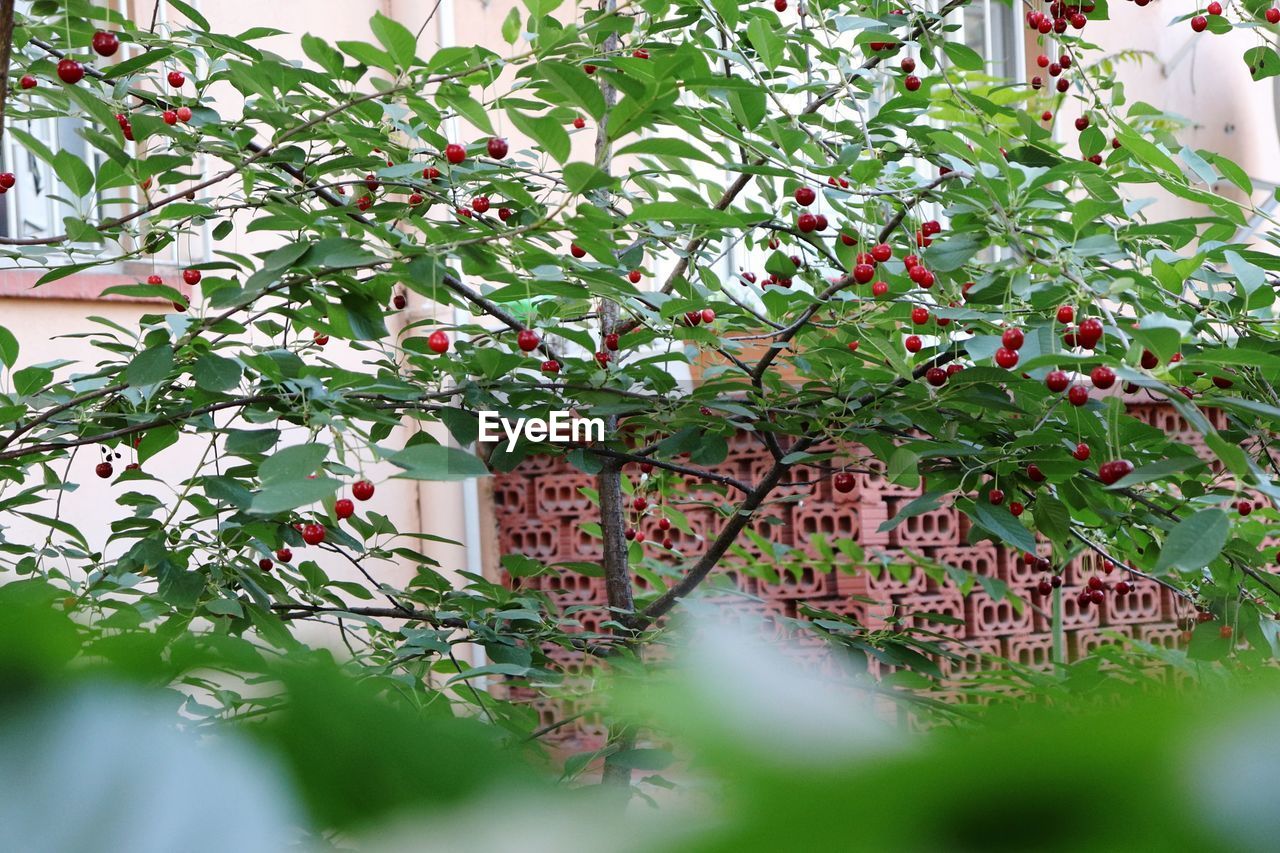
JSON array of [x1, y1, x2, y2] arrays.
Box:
[[623, 474, 676, 549], [1027, 556, 1139, 606], [256, 480, 376, 571]]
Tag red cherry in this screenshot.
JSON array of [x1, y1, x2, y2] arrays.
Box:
[[925, 367, 947, 387], [853, 263, 876, 284], [56, 58, 85, 85], [701, 308, 716, 324], [904, 75, 921, 91], [572, 117, 586, 129], [445, 143, 466, 164], [1077, 318, 1103, 348], [428, 330, 450, 354], [408, 194, 423, 206], [1208, 1, 1222, 13], [988, 488, 1005, 505], [1090, 365, 1115, 389], [335, 499, 355, 519], [302, 523, 326, 545], [794, 186, 816, 206], [604, 332, 620, 351], [594, 351, 611, 367], [903, 254, 920, 269], [1115, 581, 1131, 595], [514, 329, 539, 352], [995, 348, 1019, 369], [1073, 442, 1091, 461], [1010, 501, 1025, 517], [1219, 625, 1233, 639], [1191, 15, 1207, 31], [1212, 375, 1234, 389], [871, 243, 893, 263], [1068, 385, 1089, 406], [584, 64, 597, 74], [1036, 579, 1052, 596], [541, 359, 561, 374], [498, 207, 513, 221], [1268, 7, 1280, 22], [911, 306, 930, 325], [176, 106, 192, 122], [487, 137, 509, 158], [1001, 327, 1024, 350], [1075, 116, 1090, 132], [905, 335, 922, 353], [0, 173, 15, 190], [1045, 370, 1069, 393], [633, 496, 648, 511], [1041, 110, 1053, 122], [570, 243, 586, 259], [847, 341, 859, 353], [1036, 54, 1050, 67], [900, 57, 916, 72], [92, 31, 120, 57], [357, 196, 373, 212], [833, 472, 856, 493], [168, 70, 186, 87], [909, 265, 934, 288], [163, 110, 178, 125], [95, 461, 114, 479], [628, 269, 643, 284], [313, 334, 329, 346], [797, 213, 817, 233], [632, 48, 649, 59], [19, 74, 37, 89], [352, 480, 375, 501], [258, 558, 273, 571], [1098, 459, 1134, 485], [182, 268, 201, 285], [472, 195, 490, 214], [276, 548, 293, 563], [685, 311, 702, 326], [146, 275, 163, 285], [1140, 349, 1159, 370], [921, 220, 941, 236], [871, 281, 889, 297]]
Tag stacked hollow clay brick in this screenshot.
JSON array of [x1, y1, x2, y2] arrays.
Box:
[[493, 401, 1218, 746]]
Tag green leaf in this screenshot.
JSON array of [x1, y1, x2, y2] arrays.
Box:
[[942, 41, 984, 71], [259, 443, 329, 485], [52, 150, 94, 197], [12, 366, 51, 397], [970, 501, 1036, 554], [369, 11, 418, 69], [501, 6, 522, 43], [167, 0, 210, 30], [1155, 509, 1229, 573], [125, 346, 173, 388], [250, 477, 342, 514], [541, 61, 606, 120], [225, 429, 280, 455], [506, 109, 570, 163], [192, 354, 242, 393], [616, 138, 716, 163], [1031, 495, 1072, 543], [1111, 456, 1207, 489], [747, 17, 782, 71], [628, 202, 744, 227], [0, 326, 18, 368], [385, 444, 490, 480], [100, 283, 188, 304], [563, 162, 614, 194]]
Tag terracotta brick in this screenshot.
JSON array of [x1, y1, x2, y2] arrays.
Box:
[[534, 473, 595, 514], [888, 500, 960, 548], [1032, 586, 1102, 631], [898, 592, 966, 639], [1104, 582, 1163, 626], [933, 543, 1000, 581], [1004, 633, 1055, 669], [1071, 626, 1135, 659], [965, 589, 1034, 638], [1137, 623, 1186, 650], [792, 501, 860, 553]]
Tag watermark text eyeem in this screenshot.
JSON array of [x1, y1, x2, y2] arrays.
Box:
[[478, 411, 605, 452]]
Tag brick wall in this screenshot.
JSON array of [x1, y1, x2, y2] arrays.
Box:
[[494, 407, 1207, 745]]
